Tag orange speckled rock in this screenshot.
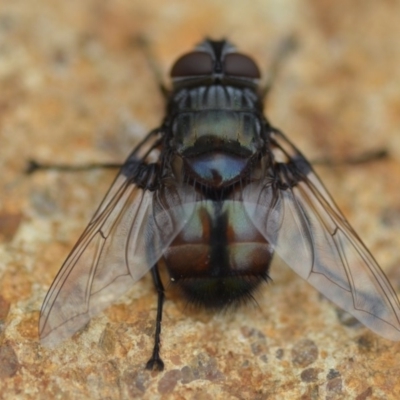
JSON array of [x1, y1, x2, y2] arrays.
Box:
[[1, 1, 400, 399]]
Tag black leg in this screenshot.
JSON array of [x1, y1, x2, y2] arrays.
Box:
[[145, 265, 165, 371], [26, 128, 162, 175], [25, 160, 122, 174], [311, 148, 388, 166]]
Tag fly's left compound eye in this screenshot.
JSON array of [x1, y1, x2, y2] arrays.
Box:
[[170, 52, 213, 77], [224, 53, 260, 79]]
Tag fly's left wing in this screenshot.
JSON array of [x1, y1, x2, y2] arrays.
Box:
[[243, 128, 400, 340], [39, 130, 194, 347]]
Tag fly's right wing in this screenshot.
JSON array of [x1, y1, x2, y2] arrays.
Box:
[[39, 130, 193, 347], [243, 128, 400, 340]]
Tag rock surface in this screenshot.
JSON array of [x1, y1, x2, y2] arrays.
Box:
[[1, 1, 400, 399]]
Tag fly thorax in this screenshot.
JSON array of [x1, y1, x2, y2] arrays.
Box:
[[169, 86, 264, 188]]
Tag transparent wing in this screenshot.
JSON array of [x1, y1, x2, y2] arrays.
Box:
[[243, 129, 400, 340], [39, 130, 193, 347]]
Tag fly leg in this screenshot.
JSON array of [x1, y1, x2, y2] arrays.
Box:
[[26, 127, 163, 175], [134, 36, 169, 99], [261, 35, 298, 101], [25, 160, 123, 174], [145, 264, 165, 371], [311, 149, 388, 166]]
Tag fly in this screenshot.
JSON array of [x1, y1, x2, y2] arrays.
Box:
[[38, 38, 400, 370]]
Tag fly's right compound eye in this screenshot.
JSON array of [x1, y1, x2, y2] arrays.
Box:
[[170, 52, 213, 77], [224, 53, 260, 79]]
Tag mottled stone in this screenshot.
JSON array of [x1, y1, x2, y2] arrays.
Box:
[[0, 212, 22, 242], [291, 339, 319, 368], [240, 326, 265, 339], [259, 354, 268, 363], [275, 348, 284, 359], [2, 1, 400, 399], [0, 295, 10, 320], [300, 367, 321, 382], [326, 377, 342, 394], [326, 369, 340, 380], [157, 369, 182, 394], [300, 385, 319, 400], [122, 368, 151, 398], [98, 323, 116, 355], [356, 386, 373, 400], [335, 308, 362, 328], [251, 340, 267, 356], [356, 334, 374, 352], [180, 365, 195, 384], [188, 353, 225, 382], [0, 342, 20, 378]]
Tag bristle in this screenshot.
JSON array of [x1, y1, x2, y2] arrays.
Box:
[[172, 273, 271, 311]]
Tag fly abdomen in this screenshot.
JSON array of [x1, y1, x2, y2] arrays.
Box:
[[163, 200, 272, 308]]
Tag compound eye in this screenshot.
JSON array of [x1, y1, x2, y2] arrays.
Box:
[[224, 53, 260, 78], [170, 52, 213, 77]]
